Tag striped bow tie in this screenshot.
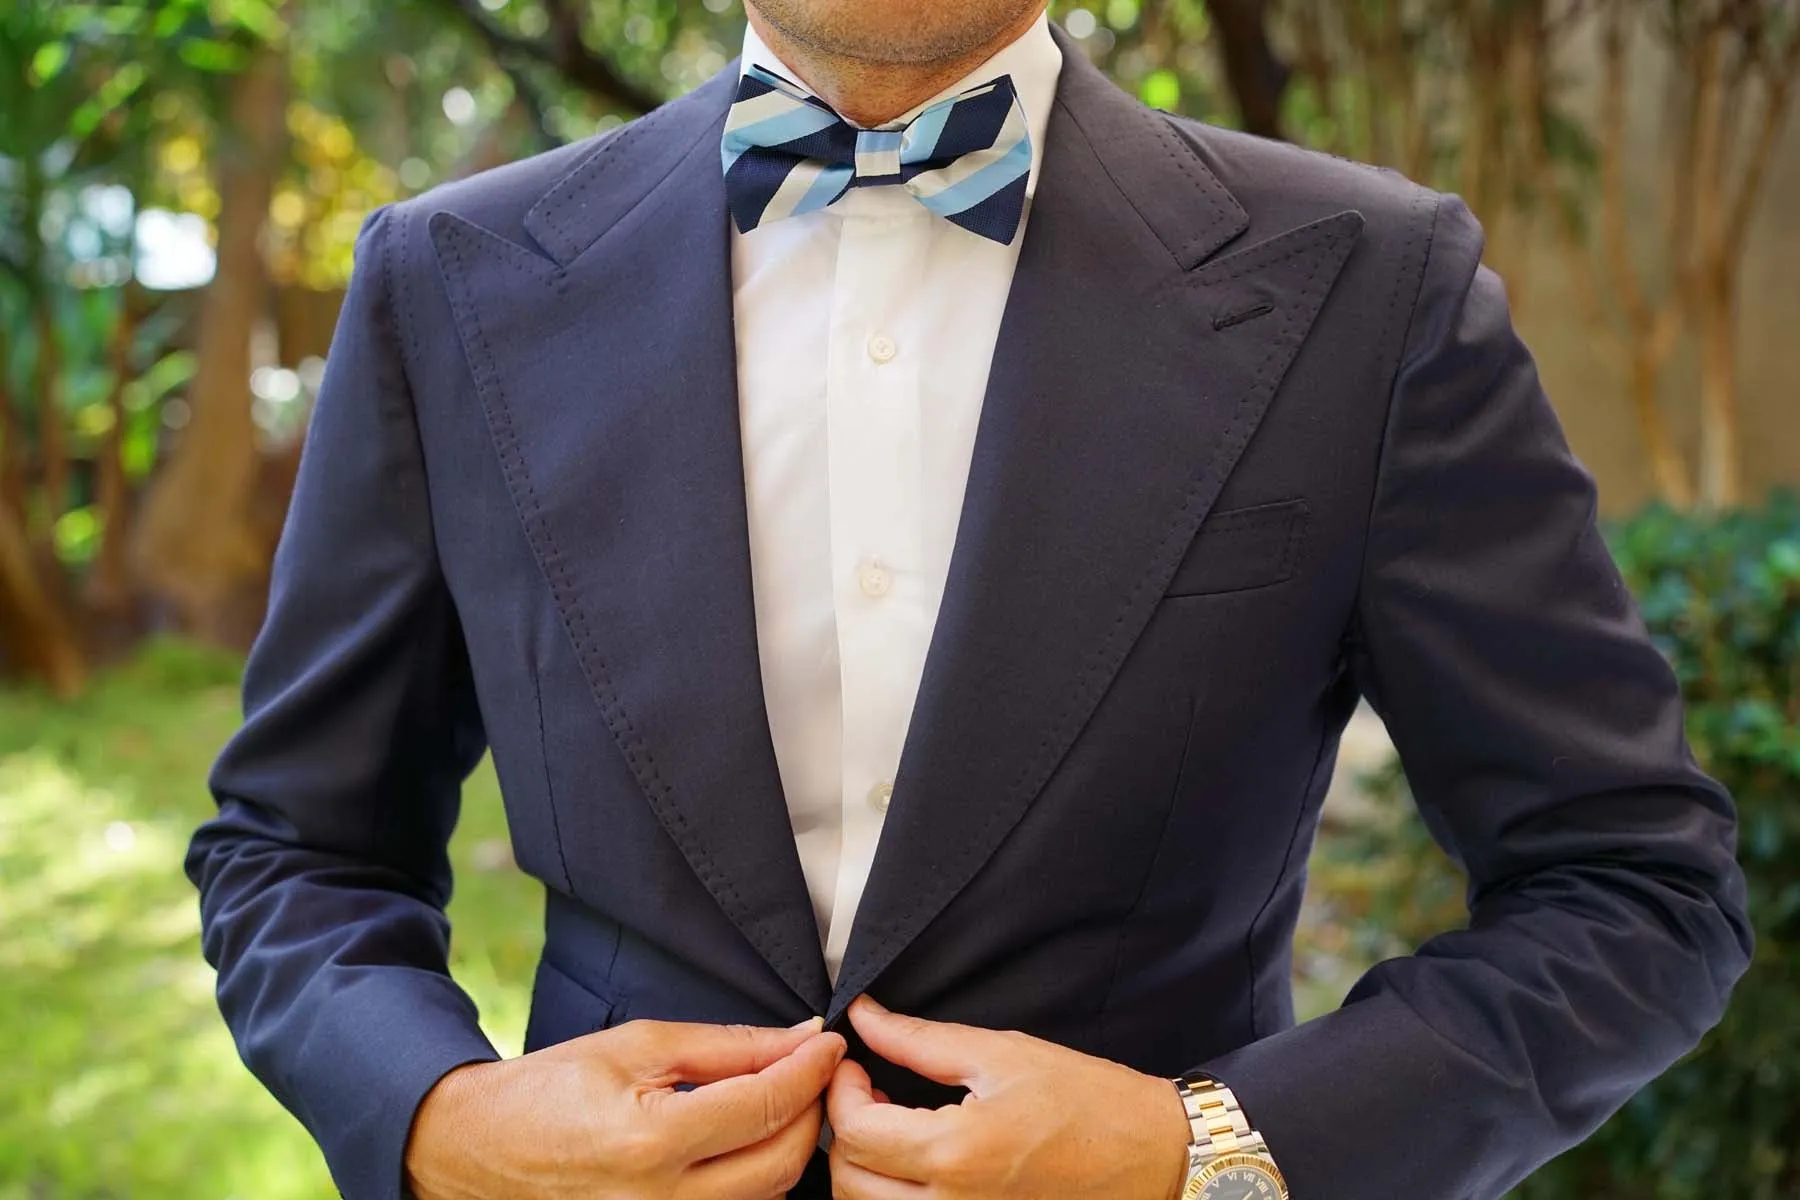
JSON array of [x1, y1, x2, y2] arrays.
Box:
[[721, 65, 1033, 244]]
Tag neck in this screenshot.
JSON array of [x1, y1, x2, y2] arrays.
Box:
[[743, 4, 1045, 127]]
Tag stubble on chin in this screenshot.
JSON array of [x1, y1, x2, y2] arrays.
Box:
[[748, 0, 1037, 66]]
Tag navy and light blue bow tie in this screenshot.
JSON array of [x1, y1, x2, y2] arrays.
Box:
[[721, 65, 1033, 244]]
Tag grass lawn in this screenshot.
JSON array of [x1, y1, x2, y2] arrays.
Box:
[[0, 640, 1372, 1198], [0, 642, 543, 1200]]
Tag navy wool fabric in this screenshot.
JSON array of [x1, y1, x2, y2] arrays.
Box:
[[187, 22, 1751, 1200]]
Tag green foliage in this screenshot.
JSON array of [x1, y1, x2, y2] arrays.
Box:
[[1521, 492, 1800, 1200], [0, 0, 289, 564], [1317, 494, 1800, 1199], [0, 649, 542, 1198]]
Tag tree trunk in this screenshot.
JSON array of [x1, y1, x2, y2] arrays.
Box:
[[131, 39, 287, 647], [0, 497, 85, 696], [1290, 4, 1344, 156], [1628, 352, 1695, 508], [33, 292, 68, 533], [88, 290, 138, 621], [1695, 263, 1741, 510], [1597, 0, 1696, 507], [0, 336, 25, 522], [1686, 25, 1738, 511], [1208, 0, 1289, 140]]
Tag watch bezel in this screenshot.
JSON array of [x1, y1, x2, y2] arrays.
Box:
[[1181, 1150, 1290, 1200]]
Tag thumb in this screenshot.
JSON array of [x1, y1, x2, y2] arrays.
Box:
[[826, 1055, 879, 1129], [846, 994, 1004, 1090], [614, 1016, 827, 1085]]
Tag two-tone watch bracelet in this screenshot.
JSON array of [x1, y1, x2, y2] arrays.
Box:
[[1173, 1074, 1270, 1164]]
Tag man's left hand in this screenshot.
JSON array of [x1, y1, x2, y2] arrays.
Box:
[[826, 994, 1192, 1200]]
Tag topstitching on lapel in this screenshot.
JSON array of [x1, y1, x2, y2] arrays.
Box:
[[426, 66, 834, 1016], [827, 31, 1365, 1019]]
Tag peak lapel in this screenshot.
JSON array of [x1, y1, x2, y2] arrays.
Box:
[[829, 39, 1364, 1017], [429, 68, 834, 1014]]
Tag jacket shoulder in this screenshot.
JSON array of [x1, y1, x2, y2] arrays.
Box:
[[383, 66, 736, 269], [384, 129, 613, 253], [1163, 116, 1444, 249]]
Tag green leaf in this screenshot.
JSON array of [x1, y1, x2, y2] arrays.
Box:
[[152, 5, 191, 39], [1106, 0, 1140, 30], [123, 350, 198, 413], [219, 0, 289, 45], [68, 61, 147, 142], [1767, 539, 1800, 582], [51, 504, 100, 565], [1139, 68, 1180, 111], [176, 38, 251, 73], [28, 41, 71, 84]]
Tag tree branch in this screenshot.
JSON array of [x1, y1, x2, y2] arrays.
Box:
[[1724, 24, 1800, 257], [1599, 1, 1657, 336], [431, 0, 663, 116]]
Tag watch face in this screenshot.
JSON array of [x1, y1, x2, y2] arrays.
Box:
[[1184, 1154, 1286, 1200]]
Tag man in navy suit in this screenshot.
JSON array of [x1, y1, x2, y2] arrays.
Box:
[[186, 1, 1752, 1197]]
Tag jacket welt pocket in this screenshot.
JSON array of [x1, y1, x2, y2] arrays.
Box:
[[1163, 498, 1310, 597]]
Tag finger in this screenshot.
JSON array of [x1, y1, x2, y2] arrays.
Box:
[[680, 1096, 823, 1200], [847, 994, 1003, 1089], [664, 1030, 846, 1160], [826, 1056, 947, 1181], [828, 1157, 932, 1200], [615, 1016, 825, 1085], [826, 1055, 877, 1119]]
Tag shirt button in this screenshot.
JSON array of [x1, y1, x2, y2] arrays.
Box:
[[868, 781, 893, 813], [867, 333, 898, 364], [857, 561, 892, 598]]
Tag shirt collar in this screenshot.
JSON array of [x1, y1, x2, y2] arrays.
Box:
[[737, 10, 1064, 199]]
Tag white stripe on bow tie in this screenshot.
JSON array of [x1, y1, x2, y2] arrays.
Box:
[[725, 87, 809, 134], [904, 106, 1029, 200], [759, 158, 845, 223]]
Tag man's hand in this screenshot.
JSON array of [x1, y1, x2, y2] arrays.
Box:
[[405, 1016, 845, 1200], [827, 995, 1191, 1200]]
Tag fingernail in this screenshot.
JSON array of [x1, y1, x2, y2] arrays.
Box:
[[858, 994, 887, 1013], [789, 1016, 826, 1032]]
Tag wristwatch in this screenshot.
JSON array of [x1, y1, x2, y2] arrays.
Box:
[[1171, 1072, 1289, 1200]]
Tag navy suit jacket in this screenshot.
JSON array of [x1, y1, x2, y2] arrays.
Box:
[[187, 25, 1752, 1200]]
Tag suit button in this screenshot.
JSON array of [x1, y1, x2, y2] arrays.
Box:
[[867, 781, 893, 813]]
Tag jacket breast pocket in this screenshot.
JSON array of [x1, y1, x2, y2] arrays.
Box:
[[1163, 498, 1310, 598]]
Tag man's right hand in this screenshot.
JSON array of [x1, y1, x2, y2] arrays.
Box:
[[404, 1017, 846, 1200]]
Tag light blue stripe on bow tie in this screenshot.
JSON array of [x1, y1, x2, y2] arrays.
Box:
[[900, 101, 955, 165], [914, 134, 1032, 217], [722, 67, 1032, 243], [787, 162, 856, 218], [854, 129, 906, 179], [722, 103, 841, 174]]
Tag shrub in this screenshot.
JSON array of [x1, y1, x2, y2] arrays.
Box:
[[1312, 492, 1800, 1199]]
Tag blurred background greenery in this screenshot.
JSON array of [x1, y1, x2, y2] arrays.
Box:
[[1, 0, 1797, 1197]]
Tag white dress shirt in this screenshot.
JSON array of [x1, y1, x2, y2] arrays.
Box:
[[731, 14, 1064, 983]]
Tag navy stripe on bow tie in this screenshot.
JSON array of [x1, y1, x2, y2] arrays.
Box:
[[721, 65, 1033, 244]]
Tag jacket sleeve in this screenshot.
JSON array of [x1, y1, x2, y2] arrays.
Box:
[[185, 203, 501, 1200], [1194, 194, 1753, 1200]]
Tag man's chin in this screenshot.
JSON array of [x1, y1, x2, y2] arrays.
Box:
[[745, 0, 1040, 67]]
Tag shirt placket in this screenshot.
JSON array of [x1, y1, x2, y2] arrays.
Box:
[[820, 190, 930, 979]]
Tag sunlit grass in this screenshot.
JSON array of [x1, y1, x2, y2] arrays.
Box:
[[0, 641, 541, 1198], [0, 639, 1382, 1196]]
